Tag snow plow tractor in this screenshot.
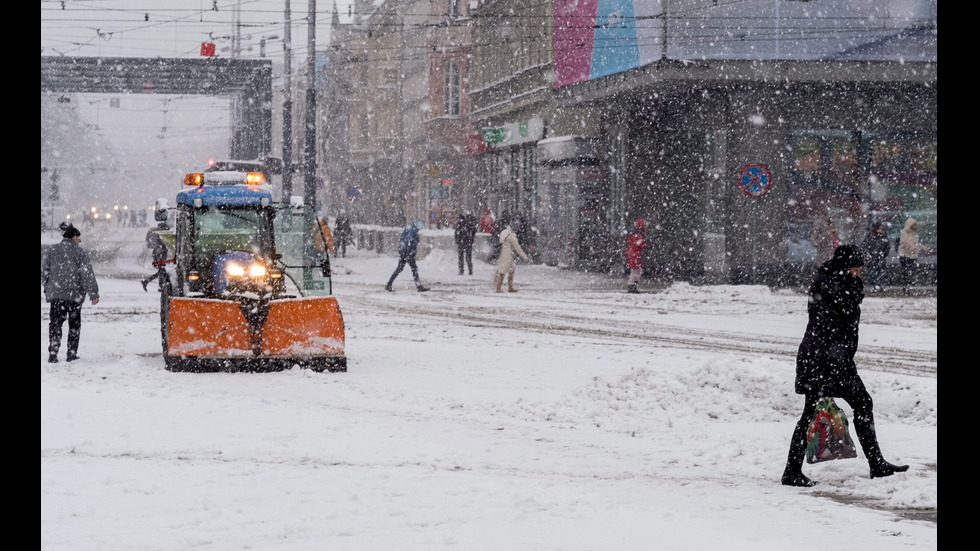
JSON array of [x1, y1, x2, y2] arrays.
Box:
[[150, 169, 346, 373]]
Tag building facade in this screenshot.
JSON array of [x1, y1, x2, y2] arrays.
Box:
[[321, 0, 937, 286]]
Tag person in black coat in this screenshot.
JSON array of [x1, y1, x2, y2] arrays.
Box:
[[781, 244, 909, 487], [860, 221, 890, 293], [334, 210, 353, 258], [454, 212, 477, 275]]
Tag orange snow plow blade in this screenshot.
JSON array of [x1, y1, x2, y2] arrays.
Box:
[[261, 297, 345, 357], [166, 296, 345, 360], [167, 298, 252, 357]]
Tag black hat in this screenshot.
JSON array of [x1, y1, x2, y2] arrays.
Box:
[[60, 222, 81, 239], [832, 244, 864, 268]]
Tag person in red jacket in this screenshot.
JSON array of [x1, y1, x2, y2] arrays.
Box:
[[626, 219, 647, 293], [478, 208, 496, 234]]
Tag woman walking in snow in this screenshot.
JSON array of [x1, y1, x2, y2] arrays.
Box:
[[494, 213, 529, 293], [781, 244, 908, 487]]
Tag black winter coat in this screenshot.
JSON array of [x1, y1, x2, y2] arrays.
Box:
[[860, 230, 890, 267], [795, 255, 864, 395], [455, 215, 476, 247]]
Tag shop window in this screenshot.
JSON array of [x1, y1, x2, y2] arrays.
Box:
[[786, 130, 936, 264]]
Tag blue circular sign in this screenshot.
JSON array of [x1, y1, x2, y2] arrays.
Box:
[[739, 164, 772, 197], [346, 185, 362, 202]]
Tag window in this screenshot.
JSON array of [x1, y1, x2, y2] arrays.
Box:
[[444, 62, 460, 116]]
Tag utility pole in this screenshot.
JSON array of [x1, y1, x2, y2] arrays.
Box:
[[233, 1, 242, 58], [302, 0, 318, 288], [282, 0, 293, 200], [303, 0, 317, 212]]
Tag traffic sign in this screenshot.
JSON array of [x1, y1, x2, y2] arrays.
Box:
[[738, 163, 772, 197]]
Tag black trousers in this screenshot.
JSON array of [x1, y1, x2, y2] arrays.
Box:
[[336, 234, 349, 257], [388, 255, 420, 286], [458, 245, 473, 274], [785, 376, 885, 471], [899, 256, 917, 290], [48, 299, 82, 356]]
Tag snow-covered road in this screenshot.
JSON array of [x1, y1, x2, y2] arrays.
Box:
[[42, 240, 937, 550]]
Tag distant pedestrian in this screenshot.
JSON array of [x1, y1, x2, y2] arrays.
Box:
[[514, 212, 536, 259], [897, 217, 932, 295], [478, 208, 496, 234], [334, 210, 353, 258], [488, 209, 507, 263], [625, 219, 647, 293], [494, 212, 529, 293], [455, 211, 477, 275], [140, 213, 172, 292], [811, 214, 840, 264], [386, 219, 430, 292], [781, 244, 908, 487], [311, 216, 335, 256], [42, 222, 100, 363], [860, 221, 890, 293]]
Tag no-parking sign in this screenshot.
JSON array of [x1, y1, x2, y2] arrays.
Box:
[[346, 185, 362, 203], [738, 163, 772, 197]]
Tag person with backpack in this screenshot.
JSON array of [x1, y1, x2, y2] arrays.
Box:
[[781, 244, 908, 487], [385, 219, 430, 292]]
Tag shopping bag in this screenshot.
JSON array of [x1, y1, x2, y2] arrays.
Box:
[[805, 397, 858, 463]]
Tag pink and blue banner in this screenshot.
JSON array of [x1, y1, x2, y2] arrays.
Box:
[[555, 0, 649, 88]]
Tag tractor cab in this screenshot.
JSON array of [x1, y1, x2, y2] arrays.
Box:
[[174, 171, 284, 298]]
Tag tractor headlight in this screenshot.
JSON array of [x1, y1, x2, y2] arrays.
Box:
[[226, 262, 266, 278]]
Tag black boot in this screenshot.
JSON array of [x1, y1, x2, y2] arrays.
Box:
[[627, 284, 638, 294], [781, 469, 815, 487], [783, 416, 815, 487], [870, 460, 909, 479], [853, 411, 909, 479]]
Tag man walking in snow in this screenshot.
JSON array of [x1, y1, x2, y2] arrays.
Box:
[[455, 212, 477, 275], [386, 219, 430, 292], [42, 222, 100, 363]]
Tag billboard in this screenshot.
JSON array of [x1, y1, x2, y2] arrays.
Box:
[[553, 0, 937, 88]]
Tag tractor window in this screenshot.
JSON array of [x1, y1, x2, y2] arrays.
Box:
[[272, 203, 334, 295], [193, 208, 272, 265]]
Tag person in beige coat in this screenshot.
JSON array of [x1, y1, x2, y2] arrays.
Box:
[[495, 214, 529, 293], [897, 217, 932, 294]]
